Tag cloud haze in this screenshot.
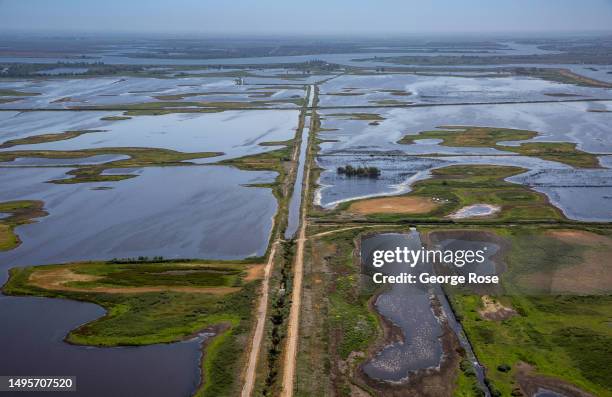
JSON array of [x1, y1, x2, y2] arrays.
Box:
[[1, 0, 611, 34]]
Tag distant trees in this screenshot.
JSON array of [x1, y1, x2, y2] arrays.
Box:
[[337, 164, 381, 178]]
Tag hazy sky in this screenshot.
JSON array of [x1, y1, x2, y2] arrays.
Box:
[[1, 0, 611, 35]]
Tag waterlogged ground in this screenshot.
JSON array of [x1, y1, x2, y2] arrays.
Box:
[[318, 74, 612, 107], [0, 166, 277, 267], [0, 74, 307, 109], [315, 102, 612, 221], [0, 110, 298, 161], [0, 70, 302, 397]]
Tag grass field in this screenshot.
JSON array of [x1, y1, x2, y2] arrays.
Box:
[[398, 126, 600, 168], [444, 227, 612, 397], [0, 200, 47, 251]]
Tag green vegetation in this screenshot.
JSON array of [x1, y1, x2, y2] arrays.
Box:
[[325, 92, 364, 96], [0, 89, 40, 96], [337, 164, 381, 178], [260, 241, 294, 396], [0, 200, 47, 251], [398, 126, 535, 147], [454, 359, 485, 397], [0, 147, 222, 184], [100, 115, 131, 121], [324, 230, 378, 358], [3, 260, 259, 397], [0, 129, 104, 149], [453, 294, 612, 397], [323, 165, 564, 223], [379, 89, 411, 96], [398, 126, 600, 168], [30, 261, 247, 290], [447, 227, 612, 397]]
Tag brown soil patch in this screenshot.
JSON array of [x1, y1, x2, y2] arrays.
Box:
[[517, 249, 612, 294], [515, 362, 595, 397], [478, 295, 516, 320], [349, 196, 438, 215], [28, 268, 239, 295], [244, 264, 264, 282], [519, 230, 612, 294], [546, 229, 612, 247], [0, 224, 13, 247]]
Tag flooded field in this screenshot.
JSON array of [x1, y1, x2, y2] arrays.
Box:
[[0, 74, 306, 109], [0, 166, 277, 267], [318, 74, 612, 107], [0, 110, 299, 161], [315, 102, 612, 221]]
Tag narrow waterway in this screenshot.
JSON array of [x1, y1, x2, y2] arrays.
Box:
[[285, 86, 314, 239]]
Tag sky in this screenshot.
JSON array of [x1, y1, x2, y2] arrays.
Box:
[[1, 0, 611, 35]]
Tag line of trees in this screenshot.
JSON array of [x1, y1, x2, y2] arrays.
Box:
[[337, 164, 381, 178]]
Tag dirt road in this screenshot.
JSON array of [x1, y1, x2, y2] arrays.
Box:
[[280, 102, 314, 397]]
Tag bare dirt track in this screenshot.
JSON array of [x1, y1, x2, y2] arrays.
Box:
[[280, 105, 314, 397], [241, 241, 279, 397]]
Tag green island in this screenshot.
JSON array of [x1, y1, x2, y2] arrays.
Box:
[[100, 115, 132, 121], [0, 200, 48, 251], [398, 126, 600, 168], [0, 88, 41, 96], [0, 147, 223, 184], [0, 129, 105, 149]]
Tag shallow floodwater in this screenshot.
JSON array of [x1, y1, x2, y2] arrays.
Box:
[[509, 168, 612, 222], [315, 104, 612, 221], [318, 74, 612, 107], [319, 102, 612, 154], [361, 232, 444, 382], [0, 166, 277, 267], [0, 295, 205, 397], [0, 75, 304, 109], [0, 110, 299, 162]]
